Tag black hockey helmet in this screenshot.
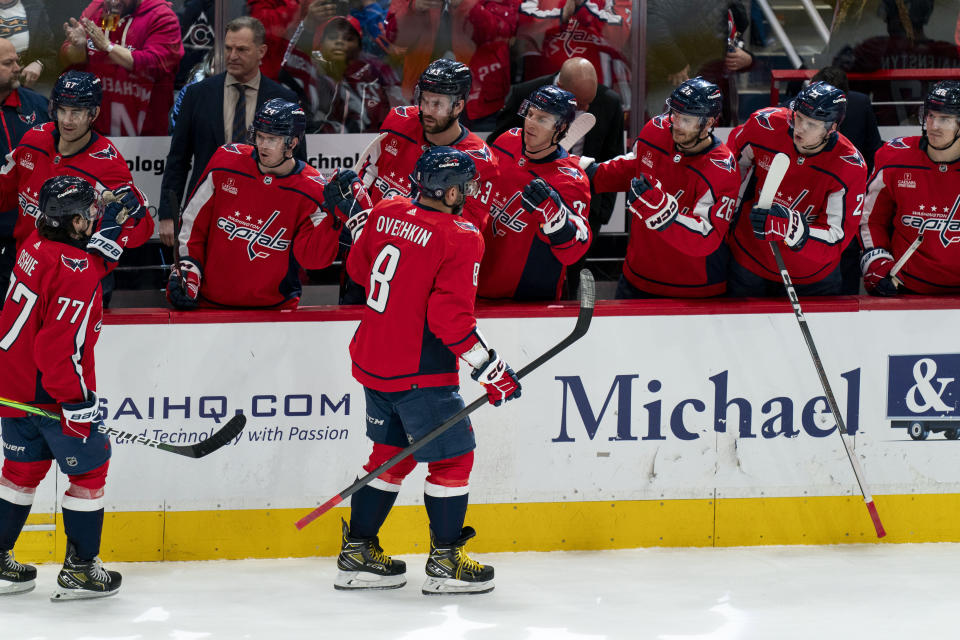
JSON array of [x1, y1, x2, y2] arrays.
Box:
[[415, 59, 472, 103], [50, 70, 103, 111], [518, 84, 577, 135], [38, 176, 99, 228], [410, 146, 478, 200], [791, 81, 846, 126], [665, 77, 722, 120], [251, 98, 306, 144], [923, 80, 960, 118]]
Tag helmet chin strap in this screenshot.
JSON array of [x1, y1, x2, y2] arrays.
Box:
[[924, 126, 960, 151], [521, 124, 561, 157], [256, 141, 295, 169]]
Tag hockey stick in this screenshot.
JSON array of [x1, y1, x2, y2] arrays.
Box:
[[0, 395, 247, 459], [295, 269, 597, 530], [888, 230, 922, 289], [760, 152, 886, 538], [559, 112, 596, 151]]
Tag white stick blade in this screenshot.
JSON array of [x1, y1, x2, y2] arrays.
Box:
[[757, 152, 790, 208], [560, 112, 596, 150]]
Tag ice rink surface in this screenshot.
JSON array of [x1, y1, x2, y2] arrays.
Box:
[[2, 543, 955, 640]]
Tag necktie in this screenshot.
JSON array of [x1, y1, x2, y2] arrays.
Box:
[[231, 84, 248, 143]]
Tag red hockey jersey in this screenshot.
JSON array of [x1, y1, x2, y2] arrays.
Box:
[[358, 105, 499, 233], [177, 145, 340, 309], [0, 122, 154, 252], [478, 128, 591, 300], [0, 230, 102, 417], [347, 197, 485, 392], [861, 136, 960, 294], [727, 107, 867, 284], [592, 114, 740, 297]]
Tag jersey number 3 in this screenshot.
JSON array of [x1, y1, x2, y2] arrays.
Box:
[[367, 244, 401, 313]]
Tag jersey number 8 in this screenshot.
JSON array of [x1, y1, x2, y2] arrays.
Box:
[[367, 244, 401, 313]]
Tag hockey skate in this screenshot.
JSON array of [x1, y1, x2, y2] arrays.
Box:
[[51, 544, 121, 601], [334, 519, 407, 590], [0, 550, 36, 595], [422, 526, 494, 595]]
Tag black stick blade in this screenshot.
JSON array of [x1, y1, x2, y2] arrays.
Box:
[[185, 413, 247, 458]]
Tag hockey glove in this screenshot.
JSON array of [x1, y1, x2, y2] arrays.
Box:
[[860, 248, 899, 296], [460, 338, 521, 407], [324, 169, 372, 242], [102, 185, 145, 221], [521, 178, 575, 243], [165, 259, 202, 310], [627, 176, 678, 231], [750, 203, 809, 250], [61, 393, 100, 440], [86, 201, 125, 263]]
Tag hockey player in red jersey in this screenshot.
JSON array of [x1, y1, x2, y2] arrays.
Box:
[[727, 81, 867, 296], [336, 147, 520, 595], [0, 177, 123, 599], [479, 85, 591, 300], [860, 80, 960, 295], [0, 71, 153, 256], [358, 59, 499, 235], [167, 99, 341, 310], [585, 77, 740, 298]]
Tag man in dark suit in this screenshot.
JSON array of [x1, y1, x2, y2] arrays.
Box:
[[487, 57, 624, 292], [158, 16, 303, 246]]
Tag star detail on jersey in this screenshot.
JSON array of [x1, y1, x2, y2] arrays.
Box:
[[489, 194, 529, 237], [215, 209, 291, 260], [61, 255, 89, 272], [89, 145, 118, 160], [753, 108, 778, 130]]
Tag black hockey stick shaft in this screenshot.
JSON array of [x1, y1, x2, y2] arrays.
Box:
[[0, 395, 246, 459], [295, 269, 597, 530], [769, 243, 886, 538]]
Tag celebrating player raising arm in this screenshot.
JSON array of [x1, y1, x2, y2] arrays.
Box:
[[726, 81, 867, 297], [0, 177, 126, 600], [337, 147, 520, 595], [0, 71, 153, 260], [480, 85, 591, 301], [586, 77, 740, 298], [860, 80, 960, 296], [167, 99, 341, 310]]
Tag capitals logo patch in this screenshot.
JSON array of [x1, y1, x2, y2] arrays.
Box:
[[394, 106, 415, 118], [557, 166, 582, 179], [840, 151, 865, 168], [454, 220, 478, 233], [464, 147, 492, 163], [90, 145, 118, 160], [222, 143, 243, 154], [711, 155, 736, 172], [753, 108, 779, 131], [887, 137, 910, 150], [18, 110, 37, 126], [651, 114, 670, 129], [61, 255, 89, 272]]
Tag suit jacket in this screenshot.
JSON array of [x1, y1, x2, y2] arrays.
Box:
[[159, 71, 303, 221], [487, 74, 624, 227]]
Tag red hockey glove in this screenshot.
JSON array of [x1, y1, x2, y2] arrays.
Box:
[[324, 169, 372, 242], [750, 203, 809, 249], [627, 176, 678, 230], [166, 259, 201, 310], [460, 337, 522, 407], [61, 393, 100, 440], [860, 248, 899, 296], [521, 178, 576, 243]]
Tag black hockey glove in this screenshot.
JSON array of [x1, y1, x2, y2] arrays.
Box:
[[86, 201, 125, 263]]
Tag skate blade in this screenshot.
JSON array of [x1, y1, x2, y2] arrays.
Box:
[[334, 570, 406, 591], [421, 576, 494, 595], [50, 586, 120, 601], [0, 579, 35, 596]]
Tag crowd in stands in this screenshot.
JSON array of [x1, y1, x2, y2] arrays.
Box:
[[1, 0, 960, 309]]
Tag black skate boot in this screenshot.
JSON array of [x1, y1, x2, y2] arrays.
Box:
[[422, 526, 494, 595], [334, 519, 406, 590], [0, 549, 36, 595], [51, 543, 121, 601]]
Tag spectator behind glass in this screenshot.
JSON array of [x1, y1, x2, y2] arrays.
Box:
[[0, 36, 49, 301], [157, 17, 302, 247], [646, 0, 753, 125], [247, 0, 299, 81], [390, 0, 478, 102], [0, 0, 55, 88], [463, 0, 519, 130], [60, 0, 184, 136], [283, 15, 397, 133]]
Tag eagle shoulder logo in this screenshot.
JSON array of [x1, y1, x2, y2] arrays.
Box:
[[61, 255, 89, 272]]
